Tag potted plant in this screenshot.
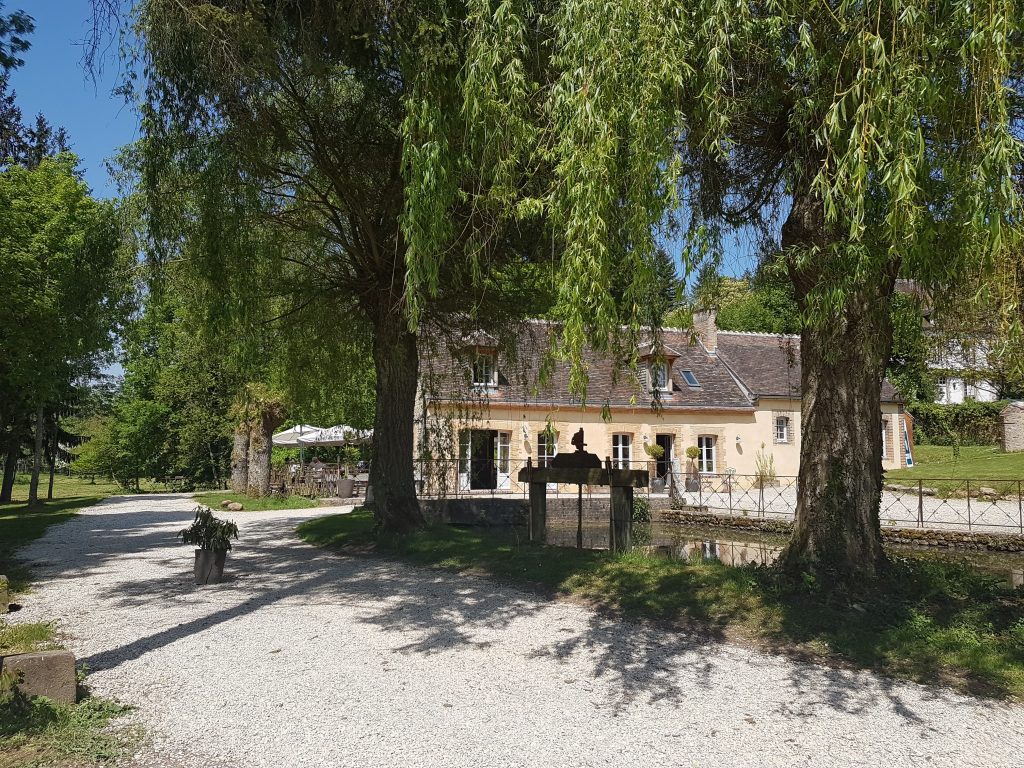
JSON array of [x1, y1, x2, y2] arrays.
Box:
[[643, 441, 666, 491], [684, 445, 701, 491], [179, 506, 239, 585]]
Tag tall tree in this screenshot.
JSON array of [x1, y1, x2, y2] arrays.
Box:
[[414, 1, 1022, 581], [0, 154, 130, 503], [127, 0, 552, 532]]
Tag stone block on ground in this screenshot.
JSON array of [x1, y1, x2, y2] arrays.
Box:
[[0, 574, 8, 614], [0, 650, 77, 703], [220, 500, 231, 508], [226, 502, 244, 511]]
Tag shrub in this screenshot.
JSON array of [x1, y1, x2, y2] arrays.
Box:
[[631, 496, 652, 525], [907, 400, 1008, 446], [178, 506, 239, 551]]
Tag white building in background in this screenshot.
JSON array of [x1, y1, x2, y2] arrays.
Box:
[[930, 339, 999, 404]]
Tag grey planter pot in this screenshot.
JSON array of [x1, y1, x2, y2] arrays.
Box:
[[337, 477, 355, 498], [194, 549, 227, 585]]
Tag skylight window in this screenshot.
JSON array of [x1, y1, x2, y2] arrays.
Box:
[[681, 369, 699, 387]]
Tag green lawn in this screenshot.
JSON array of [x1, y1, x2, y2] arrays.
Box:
[[888, 445, 1024, 495], [193, 490, 318, 511], [1, 474, 119, 594], [299, 510, 1024, 700]]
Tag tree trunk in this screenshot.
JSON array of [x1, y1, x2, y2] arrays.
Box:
[[246, 407, 285, 497], [46, 434, 56, 501], [28, 406, 44, 505], [231, 426, 249, 494], [0, 434, 19, 503], [368, 312, 425, 534], [777, 187, 895, 581]]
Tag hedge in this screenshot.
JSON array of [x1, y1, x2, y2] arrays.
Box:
[[907, 400, 1008, 446]]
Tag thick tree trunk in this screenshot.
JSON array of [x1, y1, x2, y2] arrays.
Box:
[[368, 313, 425, 534], [231, 426, 249, 494], [0, 434, 18, 503], [246, 408, 285, 497], [777, 188, 895, 581], [28, 407, 44, 505]]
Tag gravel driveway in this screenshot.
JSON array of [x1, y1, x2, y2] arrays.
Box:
[[10, 494, 1024, 767]]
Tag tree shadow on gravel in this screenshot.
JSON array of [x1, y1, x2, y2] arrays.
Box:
[[31, 497, 1003, 726]]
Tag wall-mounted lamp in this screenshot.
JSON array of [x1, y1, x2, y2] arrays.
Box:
[[735, 434, 742, 444]]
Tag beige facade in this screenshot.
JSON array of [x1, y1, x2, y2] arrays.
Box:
[[422, 397, 908, 489]]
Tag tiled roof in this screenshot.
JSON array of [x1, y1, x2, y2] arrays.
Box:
[[422, 322, 902, 409], [422, 323, 754, 411], [715, 332, 902, 402]]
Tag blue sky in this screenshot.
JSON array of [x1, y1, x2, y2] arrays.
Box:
[[9, 1, 137, 199]]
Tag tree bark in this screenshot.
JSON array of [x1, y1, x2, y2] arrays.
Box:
[[368, 312, 425, 534], [246, 406, 285, 497], [28, 406, 44, 505], [46, 433, 56, 501], [231, 425, 249, 494], [1, 434, 19, 503], [777, 188, 895, 581]]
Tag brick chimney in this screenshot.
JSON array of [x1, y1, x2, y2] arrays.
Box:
[[693, 309, 718, 355]]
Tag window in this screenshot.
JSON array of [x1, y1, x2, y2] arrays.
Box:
[[537, 431, 557, 468], [472, 353, 497, 387], [697, 435, 716, 474], [774, 416, 790, 444], [650, 362, 670, 392], [681, 369, 699, 388], [881, 420, 889, 459], [611, 434, 632, 469]]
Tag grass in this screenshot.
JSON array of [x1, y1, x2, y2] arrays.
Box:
[[0, 691, 135, 768], [193, 490, 318, 511], [887, 444, 1024, 496], [1, 474, 120, 594], [0, 622, 59, 656], [1, 475, 135, 766], [299, 510, 1024, 699]]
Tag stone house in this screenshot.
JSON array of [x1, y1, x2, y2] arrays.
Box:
[[416, 314, 912, 493], [1002, 402, 1024, 453]]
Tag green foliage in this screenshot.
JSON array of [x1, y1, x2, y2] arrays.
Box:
[[631, 496, 652, 525], [178, 506, 239, 552], [642, 442, 664, 460], [684, 445, 701, 461], [753, 444, 777, 486], [0, 2, 32, 71], [0, 690, 133, 767], [906, 401, 1008, 446], [888, 292, 936, 403]]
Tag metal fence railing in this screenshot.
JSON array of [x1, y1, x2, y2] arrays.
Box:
[[411, 458, 1024, 535]]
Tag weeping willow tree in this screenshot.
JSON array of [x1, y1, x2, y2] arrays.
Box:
[[115, 0, 556, 533], [400, 1, 1022, 579]]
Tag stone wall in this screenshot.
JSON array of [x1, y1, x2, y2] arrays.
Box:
[[1002, 402, 1024, 453], [421, 498, 527, 527], [661, 509, 1024, 553]]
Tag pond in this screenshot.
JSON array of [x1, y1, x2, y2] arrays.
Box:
[[545, 521, 1024, 588]]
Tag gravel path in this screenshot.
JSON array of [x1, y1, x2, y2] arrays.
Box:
[[10, 494, 1024, 767]]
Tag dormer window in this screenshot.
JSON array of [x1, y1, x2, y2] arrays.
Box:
[[650, 361, 670, 392], [472, 352, 497, 387]]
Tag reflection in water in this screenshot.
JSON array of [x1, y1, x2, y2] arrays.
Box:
[[545, 522, 1024, 588]]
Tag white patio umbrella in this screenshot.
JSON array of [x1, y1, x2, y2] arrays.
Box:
[[271, 424, 325, 446], [296, 425, 373, 446]]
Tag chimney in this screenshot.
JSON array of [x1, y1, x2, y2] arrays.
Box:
[[693, 309, 717, 355]]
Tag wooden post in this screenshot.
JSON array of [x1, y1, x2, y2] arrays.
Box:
[[610, 485, 633, 553], [528, 481, 547, 543], [576, 484, 583, 549]]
